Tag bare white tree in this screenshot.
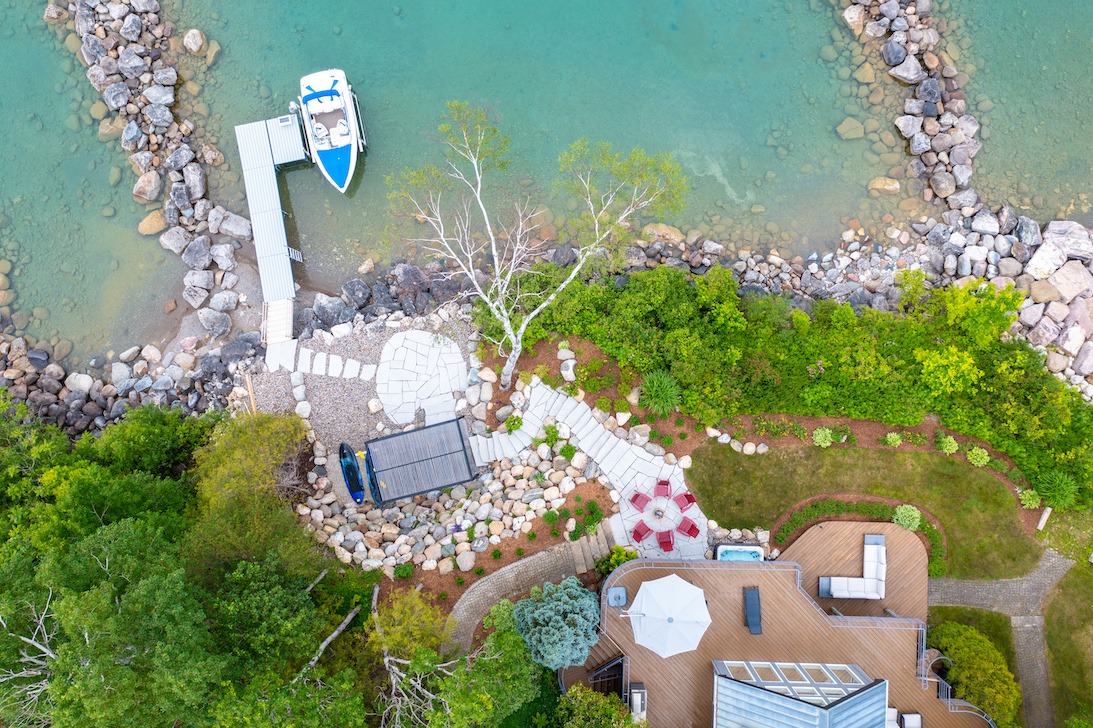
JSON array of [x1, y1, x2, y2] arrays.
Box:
[[0, 591, 57, 728], [390, 101, 687, 389]]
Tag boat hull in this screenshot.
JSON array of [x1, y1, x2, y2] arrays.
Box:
[[298, 69, 362, 193]]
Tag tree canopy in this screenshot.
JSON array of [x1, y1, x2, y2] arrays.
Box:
[[512, 576, 600, 671]]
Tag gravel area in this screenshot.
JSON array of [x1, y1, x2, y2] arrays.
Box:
[[250, 304, 480, 503]]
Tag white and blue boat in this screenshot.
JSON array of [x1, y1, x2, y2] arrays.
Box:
[[293, 69, 366, 193]]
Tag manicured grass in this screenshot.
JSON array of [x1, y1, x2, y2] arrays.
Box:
[[688, 444, 1041, 580], [1045, 566, 1093, 723], [1040, 507, 1093, 562], [499, 666, 559, 728], [928, 607, 1018, 677]]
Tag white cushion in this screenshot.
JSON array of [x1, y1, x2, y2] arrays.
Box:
[[877, 561, 887, 582], [848, 579, 869, 598], [830, 577, 849, 597], [879, 547, 887, 565], [877, 581, 886, 599], [323, 97, 341, 114], [864, 561, 878, 579]]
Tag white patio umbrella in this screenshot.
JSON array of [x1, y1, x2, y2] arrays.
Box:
[[625, 573, 712, 658]]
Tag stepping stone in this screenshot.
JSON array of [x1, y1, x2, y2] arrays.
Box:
[[361, 364, 377, 381], [327, 354, 343, 377], [313, 352, 328, 376], [342, 359, 361, 379], [296, 347, 313, 374]]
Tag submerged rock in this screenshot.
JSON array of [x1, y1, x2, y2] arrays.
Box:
[[132, 171, 163, 202]]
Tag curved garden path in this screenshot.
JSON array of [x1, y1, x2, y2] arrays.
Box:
[[928, 549, 1075, 728]]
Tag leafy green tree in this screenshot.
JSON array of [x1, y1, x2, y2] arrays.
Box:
[[212, 556, 320, 677], [389, 101, 687, 388], [214, 669, 369, 728], [74, 404, 216, 478], [433, 600, 541, 728], [50, 568, 226, 726], [927, 622, 1021, 728], [0, 392, 70, 510], [28, 464, 190, 553], [368, 589, 455, 662], [553, 683, 630, 728], [513, 577, 599, 670]]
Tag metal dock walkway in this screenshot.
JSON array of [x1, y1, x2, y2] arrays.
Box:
[[234, 114, 309, 371]]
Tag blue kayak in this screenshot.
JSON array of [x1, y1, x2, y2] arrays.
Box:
[[339, 442, 366, 504]]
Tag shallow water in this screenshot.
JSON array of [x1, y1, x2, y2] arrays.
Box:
[[943, 0, 1092, 224], [176, 0, 914, 291], [0, 0, 181, 363]]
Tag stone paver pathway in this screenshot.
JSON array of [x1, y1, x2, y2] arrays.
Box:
[[928, 549, 1075, 728], [449, 524, 614, 649], [375, 330, 467, 425], [468, 382, 708, 560]]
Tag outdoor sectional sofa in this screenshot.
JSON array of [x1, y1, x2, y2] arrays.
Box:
[[818, 534, 886, 600]]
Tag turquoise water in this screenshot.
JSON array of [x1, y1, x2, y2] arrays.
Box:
[[175, 0, 912, 291], [943, 0, 1092, 223], [0, 0, 181, 362], [716, 546, 763, 562]]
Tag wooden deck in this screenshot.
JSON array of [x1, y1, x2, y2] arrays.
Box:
[[571, 523, 990, 728], [780, 521, 929, 621]]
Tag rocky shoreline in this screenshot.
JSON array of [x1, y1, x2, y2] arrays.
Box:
[[13, 0, 1093, 441]]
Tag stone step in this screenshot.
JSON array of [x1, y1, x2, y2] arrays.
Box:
[[569, 535, 588, 575], [595, 523, 610, 560], [601, 518, 616, 550], [599, 440, 630, 474], [579, 532, 595, 575], [342, 358, 361, 379], [583, 427, 616, 459], [313, 352, 328, 376], [296, 347, 314, 374]]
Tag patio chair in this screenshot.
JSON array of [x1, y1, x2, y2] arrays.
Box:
[[676, 517, 701, 539], [630, 492, 652, 511], [654, 479, 671, 499], [631, 520, 653, 543], [744, 586, 762, 635], [656, 529, 674, 553], [900, 715, 922, 728], [673, 492, 697, 513]]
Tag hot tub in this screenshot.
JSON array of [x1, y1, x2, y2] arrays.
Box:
[[715, 544, 765, 562]]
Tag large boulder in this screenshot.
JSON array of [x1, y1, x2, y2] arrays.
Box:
[[1042, 221, 1093, 263], [642, 223, 685, 244], [1049, 261, 1093, 303], [183, 163, 206, 200], [216, 210, 252, 240], [198, 309, 232, 337], [159, 226, 191, 254], [889, 55, 927, 84], [387, 263, 429, 301], [142, 85, 174, 106], [312, 293, 355, 327], [836, 117, 865, 140], [165, 145, 195, 171], [102, 82, 132, 111], [341, 278, 371, 308], [1025, 242, 1068, 280], [183, 28, 207, 55], [181, 235, 212, 270], [929, 171, 956, 198]]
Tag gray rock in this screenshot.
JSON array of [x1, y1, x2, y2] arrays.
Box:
[[916, 78, 942, 103], [153, 67, 178, 86], [198, 309, 232, 337], [145, 104, 173, 126], [1074, 341, 1093, 377], [341, 279, 371, 308], [1025, 241, 1068, 280], [560, 359, 577, 382], [131, 0, 160, 11], [1016, 216, 1043, 248], [970, 210, 1000, 235], [1018, 302, 1045, 327], [455, 551, 476, 572], [910, 132, 932, 155], [952, 164, 973, 188], [998, 257, 1023, 279], [182, 286, 209, 309], [183, 163, 206, 201], [169, 182, 191, 212], [217, 211, 253, 240], [997, 205, 1018, 235], [889, 55, 927, 84], [110, 362, 132, 385], [181, 235, 212, 269], [878, 0, 899, 19], [313, 293, 355, 326], [81, 34, 107, 63], [102, 82, 132, 110], [117, 47, 148, 78], [165, 145, 195, 171], [209, 244, 236, 271], [142, 85, 174, 106], [1027, 317, 1061, 347], [121, 120, 143, 151], [882, 39, 907, 66], [119, 13, 143, 41], [208, 290, 239, 312], [1043, 221, 1093, 263], [86, 64, 110, 93], [894, 115, 922, 139], [864, 18, 890, 37], [947, 189, 979, 210], [159, 226, 192, 254]]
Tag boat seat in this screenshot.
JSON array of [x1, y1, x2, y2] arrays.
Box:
[[313, 121, 329, 141], [322, 97, 340, 114], [334, 119, 350, 141]]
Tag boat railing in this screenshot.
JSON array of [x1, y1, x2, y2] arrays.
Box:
[[352, 91, 367, 150]]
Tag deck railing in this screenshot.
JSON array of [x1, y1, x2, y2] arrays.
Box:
[[932, 673, 997, 727]]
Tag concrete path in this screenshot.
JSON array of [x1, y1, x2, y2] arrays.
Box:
[[467, 382, 709, 559], [928, 549, 1075, 728], [375, 330, 467, 425], [449, 525, 615, 649]]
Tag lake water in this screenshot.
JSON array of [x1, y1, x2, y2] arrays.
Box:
[[173, 0, 918, 291], [1, 0, 1090, 361], [0, 0, 181, 363]]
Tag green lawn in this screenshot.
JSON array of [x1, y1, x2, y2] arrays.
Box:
[[1045, 566, 1093, 724], [688, 444, 1041, 580], [927, 607, 1018, 677]]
